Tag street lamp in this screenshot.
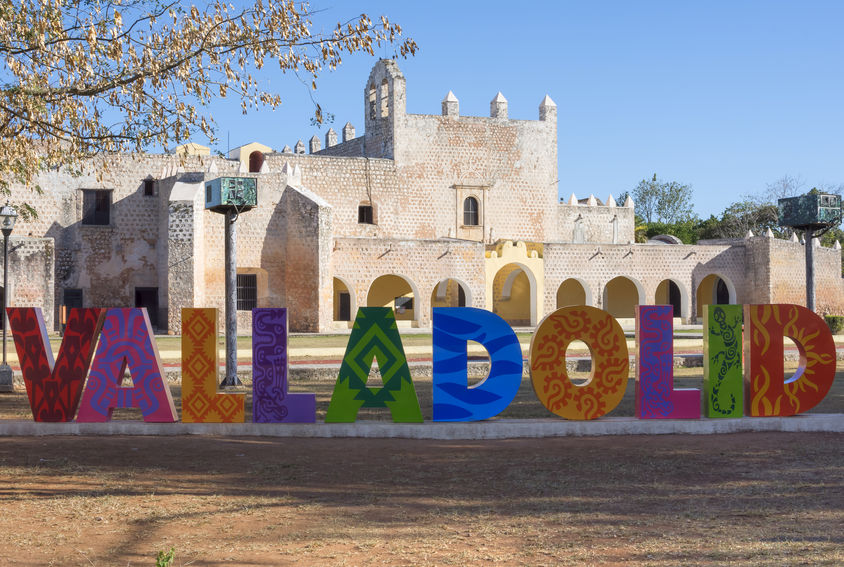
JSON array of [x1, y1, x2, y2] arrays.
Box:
[[0, 202, 17, 392]]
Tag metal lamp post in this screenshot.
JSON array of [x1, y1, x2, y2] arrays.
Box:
[[0, 202, 17, 392]]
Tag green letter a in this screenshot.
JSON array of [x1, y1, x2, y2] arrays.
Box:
[[326, 308, 423, 423]]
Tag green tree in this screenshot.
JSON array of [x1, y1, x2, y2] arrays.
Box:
[[632, 173, 694, 224], [0, 1, 417, 217]]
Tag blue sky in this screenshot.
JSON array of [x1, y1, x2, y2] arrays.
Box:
[[206, 1, 844, 219]]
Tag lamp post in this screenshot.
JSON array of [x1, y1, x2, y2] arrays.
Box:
[[0, 202, 17, 392]]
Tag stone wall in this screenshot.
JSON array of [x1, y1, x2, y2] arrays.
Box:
[[331, 238, 486, 328], [745, 236, 844, 315], [3, 236, 55, 329], [543, 241, 749, 322], [557, 201, 636, 244]]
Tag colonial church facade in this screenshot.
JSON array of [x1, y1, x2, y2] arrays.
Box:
[[6, 60, 844, 333]]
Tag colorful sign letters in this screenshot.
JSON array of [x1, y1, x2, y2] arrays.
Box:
[[326, 307, 423, 423], [252, 308, 315, 423], [432, 307, 523, 421], [635, 305, 701, 419], [744, 304, 836, 417], [181, 308, 245, 423], [704, 305, 743, 418], [7, 307, 102, 422], [530, 306, 629, 420], [4, 302, 839, 425]]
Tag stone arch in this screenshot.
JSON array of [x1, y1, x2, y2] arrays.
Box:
[[380, 78, 390, 117], [248, 150, 265, 173], [696, 273, 736, 318], [492, 262, 538, 326], [430, 278, 471, 316], [603, 276, 645, 319], [556, 277, 592, 309], [655, 278, 689, 319], [333, 277, 356, 324], [367, 274, 420, 326], [368, 83, 377, 120]]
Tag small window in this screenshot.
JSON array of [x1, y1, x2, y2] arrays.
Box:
[[82, 189, 111, 225], [368, 84, 377, 120], [358, 204, 374, 224], [380, 78, 389, 117], [143, 179, 155, 196], [236, 274, 257, 311], [463, 196, 479, 226], [395, 296, 413, 313], [248, 151, 265, 173]]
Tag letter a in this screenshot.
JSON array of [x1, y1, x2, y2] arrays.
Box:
[[325, 307, 422, 423], [77, 308, 178, 422], [181, 308, 245, 423], [7, 307, 102, 421]]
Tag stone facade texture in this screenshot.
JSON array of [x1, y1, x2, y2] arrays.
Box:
[[4, 59, 843, 334]]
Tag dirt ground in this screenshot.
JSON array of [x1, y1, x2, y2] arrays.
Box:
[[0, 433, 841, 566]]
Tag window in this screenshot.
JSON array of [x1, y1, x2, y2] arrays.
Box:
[[248, 151, 264, 173], [380, 78, 389, 117], [143, 179, 155, 196], [395, 296, 413, 313], [463, 196, 479, 226], [358, 204, 374, 224], [82, 189, 111, 225], [236, 274, 257, 310], [368, 84, 377, 120]]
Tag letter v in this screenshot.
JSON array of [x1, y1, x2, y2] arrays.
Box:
[[7, 307, 103, 422]]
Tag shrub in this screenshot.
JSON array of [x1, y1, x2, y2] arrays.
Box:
[[824, 315, 844, 334]]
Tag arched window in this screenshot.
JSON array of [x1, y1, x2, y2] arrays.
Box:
[[368, 84, 376, 120], [463, 196, 479, 226], [380, 78, 389, 117], [248, 151, 264, 173]]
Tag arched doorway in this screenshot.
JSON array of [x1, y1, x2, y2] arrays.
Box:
[[333, 277, 355, 323], [696, 274, 735, 318], [492, 263, 535, 326], [655, 279, 684, 318], [367, 274, 419, 325], [556, 278, 589, 309], [430, 279, 471, 316], [603, 276, 644, 319]]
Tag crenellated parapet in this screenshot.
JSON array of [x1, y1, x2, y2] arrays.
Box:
[[557, 193, 636, 244]]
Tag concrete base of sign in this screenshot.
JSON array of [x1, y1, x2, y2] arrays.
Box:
[[0, 414, 841, 439]]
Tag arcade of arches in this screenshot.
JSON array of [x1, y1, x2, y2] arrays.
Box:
[[332, 271, 737, 328]]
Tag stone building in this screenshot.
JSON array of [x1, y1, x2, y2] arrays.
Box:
[[4, 59, 843, 333]]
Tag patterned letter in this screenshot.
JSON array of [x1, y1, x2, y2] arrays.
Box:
[[325, 307, 422, 423], [252, 308, 315, 423], [745, 304, 836, 416], [530, 306, 628, 420], [704, 305, 743, 418], [77, 308, 178, 422], [635, 305, 701, 419], [432, 307, 522, 421], [181, 308, 245, 423], [7, 307, 102, 421]]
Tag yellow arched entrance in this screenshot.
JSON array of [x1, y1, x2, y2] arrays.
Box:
[[603, 276, 643, 319], [367, 274, 418, 324]]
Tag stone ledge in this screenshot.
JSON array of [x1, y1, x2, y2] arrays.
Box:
[[0, 414, 840, 439]]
